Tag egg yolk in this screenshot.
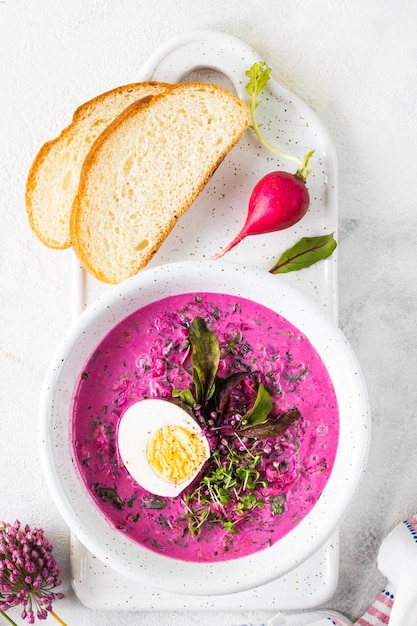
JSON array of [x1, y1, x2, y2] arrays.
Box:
[[147, 425, 207, 485]]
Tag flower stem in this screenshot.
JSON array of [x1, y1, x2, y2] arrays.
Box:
[[0, 611, 19, 626], [49, 610, 68, 626]]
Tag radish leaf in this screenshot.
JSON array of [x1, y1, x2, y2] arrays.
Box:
[[245, 62, 313, 176], [269, 233, 337, 274], [246, 62, 272, 101]]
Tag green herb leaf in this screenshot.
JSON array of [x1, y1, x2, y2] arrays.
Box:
[[215, 371, 248, 416], [189, 317, 220, 406], [271, 494, 286, 515], [184, 444, 267, 537], [158, 514, 171, 527], [172, 387, 196, 408], [141, 495, 167, 510], [269, 233, 337, 274], [127, 493, 137, 508], [237, 408, 301, 439], [93, 484, 123, 510], [245, 61, 272, 100], [239, 383, 273, 429]]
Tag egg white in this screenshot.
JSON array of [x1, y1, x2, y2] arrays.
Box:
[[118, 398, 210, 497]]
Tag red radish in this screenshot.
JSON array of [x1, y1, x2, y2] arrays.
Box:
[[212, 62, 316, 261], [213, 168, 310, 260]]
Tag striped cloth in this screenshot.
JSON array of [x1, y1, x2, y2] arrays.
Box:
[[354, 588, 394, 626]]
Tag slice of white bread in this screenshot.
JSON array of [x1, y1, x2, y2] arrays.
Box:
[[26, 82, 169, 249], [71, 82, 250, 284]]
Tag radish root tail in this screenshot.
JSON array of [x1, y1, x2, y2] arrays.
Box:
[[211, 233, 244, 260]]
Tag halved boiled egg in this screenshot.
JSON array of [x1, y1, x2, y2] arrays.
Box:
[[118, 398, 210, 497]]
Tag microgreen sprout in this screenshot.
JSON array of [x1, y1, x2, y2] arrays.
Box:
[[183, 444, 267, 537]]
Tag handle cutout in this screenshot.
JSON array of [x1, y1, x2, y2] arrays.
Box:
[[180, 67, 236, 95]]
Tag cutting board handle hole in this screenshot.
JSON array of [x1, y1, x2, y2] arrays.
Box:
[[180, 68, 236, 95]]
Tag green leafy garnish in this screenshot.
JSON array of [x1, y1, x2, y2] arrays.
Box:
[[93, 484, 123, 510], [170, 316, 303, 539], [270, 494, 286, 515], [173, 319, 250, 421], [172, 386, 195, 409], [184, 446, 267, 537], [214, 371, 248, 415], [237, 408, 301, 439], [246, 62, 314, 180], [189, 317, 220, 407], [238, 383, 273, 430], [246, 62, 272, 100], [269, 233, 337, 274], [141, 495, 167, 510]]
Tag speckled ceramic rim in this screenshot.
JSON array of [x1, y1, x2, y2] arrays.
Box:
[[39, 260, 370, 596]]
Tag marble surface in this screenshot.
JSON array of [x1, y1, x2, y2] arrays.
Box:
[[1, 1, 417, 624]]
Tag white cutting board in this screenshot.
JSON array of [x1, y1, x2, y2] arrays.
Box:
[[70, 29, 339, 611]]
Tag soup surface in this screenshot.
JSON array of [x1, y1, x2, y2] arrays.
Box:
[[72, 292, 339, 562]]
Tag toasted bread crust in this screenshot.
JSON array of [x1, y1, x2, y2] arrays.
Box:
[[71, 82, 250, 284], [26, 82, 169, 249]]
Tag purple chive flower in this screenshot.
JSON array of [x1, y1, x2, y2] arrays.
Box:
[[0, 521, 66, 625]]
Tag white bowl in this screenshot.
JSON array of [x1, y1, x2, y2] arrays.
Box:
[[39, 260, 369, 596]]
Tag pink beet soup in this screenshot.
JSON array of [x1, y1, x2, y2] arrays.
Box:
[[72, 292, 339, 563]]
